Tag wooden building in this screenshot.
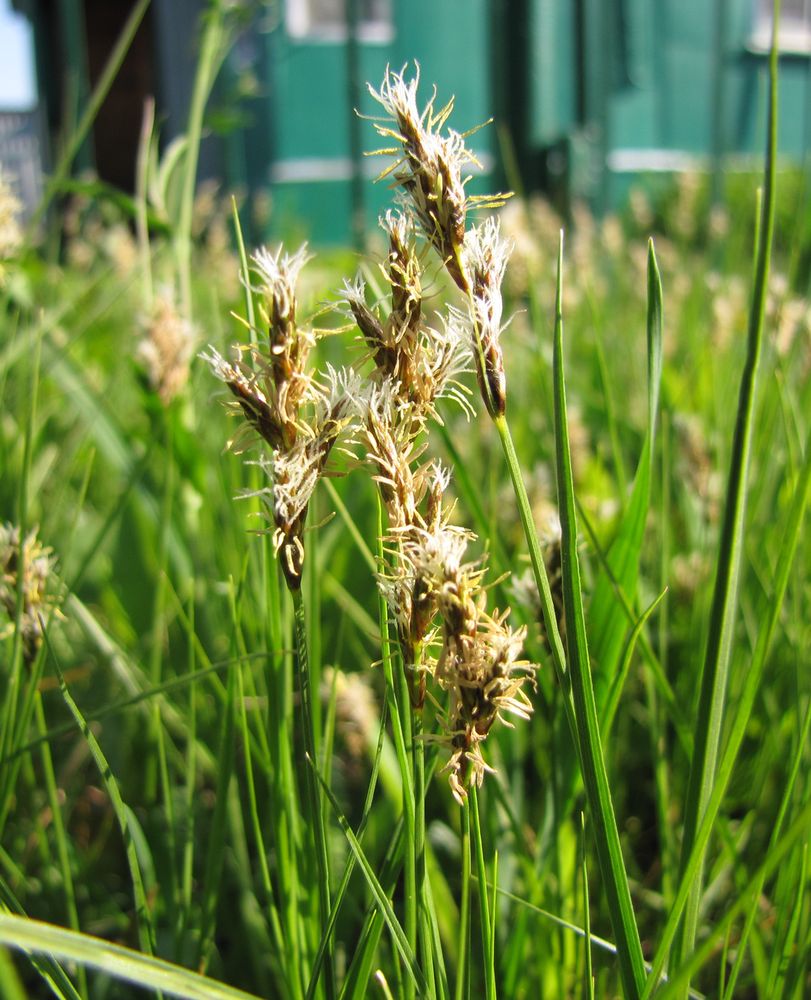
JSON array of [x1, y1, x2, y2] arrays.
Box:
[[10, 0, 811, 242]]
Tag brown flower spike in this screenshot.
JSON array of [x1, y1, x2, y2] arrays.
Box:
[[368, 66, 513, 418], [203, 247, 357, 590]]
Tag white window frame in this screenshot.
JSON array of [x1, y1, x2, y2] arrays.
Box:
[[285, 0, 394, 44], [750, 0, 811, 54]]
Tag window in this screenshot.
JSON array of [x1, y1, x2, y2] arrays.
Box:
[[286, 0, 393, 43], [751, 0, 811, 53]]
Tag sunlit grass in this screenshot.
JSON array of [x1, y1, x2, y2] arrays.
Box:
[[1, 9, 809, 1000]]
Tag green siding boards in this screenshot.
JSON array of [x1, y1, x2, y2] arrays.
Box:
[[561, 0, 811, 206], [18, 0, 811, 238], [265, 0, 493, 244], [256, 0, 811, 233], [527, 0, 576, 146]]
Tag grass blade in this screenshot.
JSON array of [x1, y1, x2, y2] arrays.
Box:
[[643, 422, 811, 997], [653, 797, 811, 1000], [50, 653, 158, 970], [588, 242, 663, 707], [551, 231, 646, 999], [314, 767, 427, 996], [28, 0, 151, 232], [0, 914, 264, 1000], [671, 9, 780, 985], [469, 785, 494, 1000]]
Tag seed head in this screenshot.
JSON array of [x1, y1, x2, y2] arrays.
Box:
[[0, 167, 23, 266], [0, 524, 60, 663], [137, 289, 196, 405], [368, 66, 474, 290], [205, 245, 358, 590], [381, 209, 422, 342], [463, 219, 513, 417]]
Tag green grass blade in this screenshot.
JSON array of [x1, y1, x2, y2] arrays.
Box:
[[339, 827, 402, 1000], [322, 479, 377, 575], [291, 586, 336, 998], [231, 198, 257, 339], [307, 697, 390, 1000], [0, 879, 82, 1000], [580, 813, 594, 1000], [671, 11, 780, 984], [576, 500, 690, 750], [602, 589, 667, 739], [724, 698, 811, 998], [436, 421, 509, 574], [652, 797, 811, 1000], [50, 655, 158, 968], [766, 841, 807, 997], [455, 800, 471, 1000], [0, 946, 27, 1000], [469, 786, 494, 1000], [0, 914, 265, 1000], [0, 327, 42, 832], [175, 2, 230, 319], [643, 424, 811, 996], [588, 242, 663, 707], [33, 694, 87, 997], [551, 232, 646, 999], [314, 768, 427, 996], [195, 621, 237, 975], [494, 416, 576, 740], [373, 496, 417, 988]]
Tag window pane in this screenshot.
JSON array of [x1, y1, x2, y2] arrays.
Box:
[[309, 0, 344, 29]]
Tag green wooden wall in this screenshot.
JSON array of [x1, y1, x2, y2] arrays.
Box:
[[18, 0, 811, 240], [263, 0, 494, 244]]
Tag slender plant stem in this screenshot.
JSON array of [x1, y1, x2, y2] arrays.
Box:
[[175, 4, 229, 321], [641, 423, 811, 998], [398, 657, 416, 1000], [725, 700, 811, 998], [493, 414, 575, 739], [34, 693, 88, 999], [551, 233, 646, 999], [0, 329, 42, 838], [455, 800, 472, 1000], [135, 97, 155, 311], [469, 786, 495, 1000], [580, 813, 594, 1000], [291, 587, 335, 1000], [412, 699, 434, 995], [54, 660, 159, 983], [178, 593, 197, 953], [266, 550, 304, 999], [374, 497, 417, 998], [650, 798, 811, 1000], [670, 6, 779, 989]]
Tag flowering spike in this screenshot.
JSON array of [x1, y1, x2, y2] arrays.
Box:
[[463, 218, 513, 417], [205, 244, 358, 591]]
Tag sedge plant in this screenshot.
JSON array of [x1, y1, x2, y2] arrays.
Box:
[[2, 10, 809, 998]]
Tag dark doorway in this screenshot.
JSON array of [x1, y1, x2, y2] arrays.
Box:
[[82, 0, 154, 191]]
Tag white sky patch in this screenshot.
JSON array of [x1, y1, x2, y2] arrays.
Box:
[[0, 0, 37, 109]]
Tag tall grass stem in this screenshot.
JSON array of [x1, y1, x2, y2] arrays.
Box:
[[670, 5, 780, 988], [551, 232, 646, 999], [292, 587, 336, 1000]]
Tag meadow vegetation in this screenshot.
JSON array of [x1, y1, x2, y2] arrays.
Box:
[[0, 13, 809, 1000]]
